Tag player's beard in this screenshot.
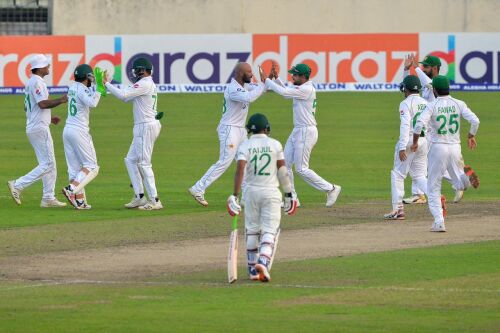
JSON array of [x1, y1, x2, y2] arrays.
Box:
[[243, 74, 251, 84]]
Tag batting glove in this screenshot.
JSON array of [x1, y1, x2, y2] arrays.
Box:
[[283, 193, 298, 215], [226, 195, 241, 216]]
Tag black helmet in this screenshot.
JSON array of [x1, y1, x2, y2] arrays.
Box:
[[74, 64, 94, 81], [246, 113, 271, 134], [399, 75, 422, 92], [132, 57, 153, 71]]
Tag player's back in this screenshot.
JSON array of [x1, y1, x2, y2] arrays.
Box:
[[401, 94, 427, 135], [292, 81, 317, 127], [426, 95, 476, 144], [132, 76, 158, 124], [24, 75, 50, 132], [65, 82, 92, 130], [238, 134, 284, 188]]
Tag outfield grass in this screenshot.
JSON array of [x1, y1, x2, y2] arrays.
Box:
[[0, 241, 498, 333], [1, 92, 499, 228]]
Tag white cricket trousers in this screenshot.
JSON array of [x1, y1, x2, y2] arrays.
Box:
[[125, 121, 161, 199], [427, 143, 471, 224], [14, 127, 57, 200], [284, 126, 333, 194], [63, 126, 98, 181], [244, 186, 282, 234], [391, 137, 428, 210], [192, 124, 247, 194]]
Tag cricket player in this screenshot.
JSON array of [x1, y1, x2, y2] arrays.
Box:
[[265, 63, 341, 207], [189, 62, 266, 207], [411, 76, 480, 232], [227, 113, 298, 282], [7, 54, 67, 208], [61, 64, 102, 209], [403, 54, 474, 203], [384, 75, 428, 220], [103, 58, 162, 210]]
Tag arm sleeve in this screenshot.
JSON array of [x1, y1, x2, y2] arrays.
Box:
[[78, 89, 101, 108], [276, 142, 285, 160], [461, 103, 480, 135], [265, 78, 311, 99], [274, 77, 286, 87], [105, 82, 149, 102], [403, 69, 410, 78], [415, 67, 432, 86], [398, 103, 412, 151], [414, 105, 432, 134], [236, 143, 248, 161], [228, 83, 265, 103]]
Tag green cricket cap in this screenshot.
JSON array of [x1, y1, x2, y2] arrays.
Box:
[[74, 64, 93, 80], [288, 63, 311, 78], [402, 75, 421, 91], [419, 55, 441, 67], [246, 113, 271, 133], [432, 75, 450, 90]]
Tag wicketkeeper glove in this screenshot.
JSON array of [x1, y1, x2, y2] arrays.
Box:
[[283, 193, 298, 215], [226, 195, 241, 216], [93, 67, 107, 96]]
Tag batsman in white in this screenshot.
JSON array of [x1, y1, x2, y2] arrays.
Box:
[[103, 58, 163, 210], [189, 62, 266, 207], [61, 64, 102, 209], [411, 75, 480, 232], [265, 63, 341, 207], [384, 75, 428, 220], [227, 113, 298, 282], [404, 54, 475, 204], [7, 54, 68, 208]]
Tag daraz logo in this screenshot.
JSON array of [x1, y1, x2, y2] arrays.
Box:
[[429, 35, 456, 83], [89, 37, 122, 83]]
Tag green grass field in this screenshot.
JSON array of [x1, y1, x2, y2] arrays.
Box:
[[1, 92, 499, 332]]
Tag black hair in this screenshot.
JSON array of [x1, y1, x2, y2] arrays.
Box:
[[31, 69, 38, 74], [408, 88, 420, 93], [435, 88, 449, 96]]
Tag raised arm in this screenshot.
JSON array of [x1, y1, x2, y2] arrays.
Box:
[[105, 82, 149, 102], [265, 78, 311, 99], [228, 83, 265, 103]]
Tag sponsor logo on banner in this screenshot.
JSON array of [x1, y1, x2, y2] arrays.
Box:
[[252, 34, 418, 83], [88, 36, 122, 83], [0, 36, 84, 86]]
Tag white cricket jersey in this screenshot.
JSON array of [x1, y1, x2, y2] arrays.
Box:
[[265, 78, 317, 127], [105, 76, 158, 124], [65, 82, 101, 131], [414, 95, 480, 145], [236, 134, 284, 188], [220, 78, 265, 127], [397, 94, 427, 151], [24, 74, 50, 133]]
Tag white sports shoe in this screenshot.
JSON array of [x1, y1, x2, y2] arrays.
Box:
[[40, 198, 67, 208], [138, 200, 163, 210], [383, 209, 405, 220], [403, 194, 427, 204], [124, 196, 147, 208], [430, 222, 446, 232], [62, 186, 78, 208], [326, 185, 341, 207], [188, 187, 208, 207], [255, 263, 271, 283], [7, 180, 21, 205], [453, 189, 464, 203]]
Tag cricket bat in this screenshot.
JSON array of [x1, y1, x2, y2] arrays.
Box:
[[227, 215, 238, 284]]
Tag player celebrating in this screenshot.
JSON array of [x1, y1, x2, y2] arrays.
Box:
[[189, 62, 266, 207], [404, 54, 474, 203], [7, 54, 67, 208], [227, 113, 297, 282], [265, 63, 341, 207], [384, 75, 428, 220], [411, 76, 480, 232], [103, 58, 163, 210], [61, 64, 102, 209]]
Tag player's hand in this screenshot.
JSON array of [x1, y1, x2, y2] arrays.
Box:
[[399, 150, 407, 161], [410, 143, 418, 152], [258, 66, 266, 83], [404, 54, 413, 71], [283, 193, 298, 215], [411, 54, 419, 68], [51, 116, 61, 125], [468, 136, 477, 150], [102, 70, 109, 85], [226, 195, 241, 216], [269, 61, 279, 79]]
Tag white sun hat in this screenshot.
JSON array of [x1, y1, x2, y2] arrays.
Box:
[[30, 54, 50, 70]]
